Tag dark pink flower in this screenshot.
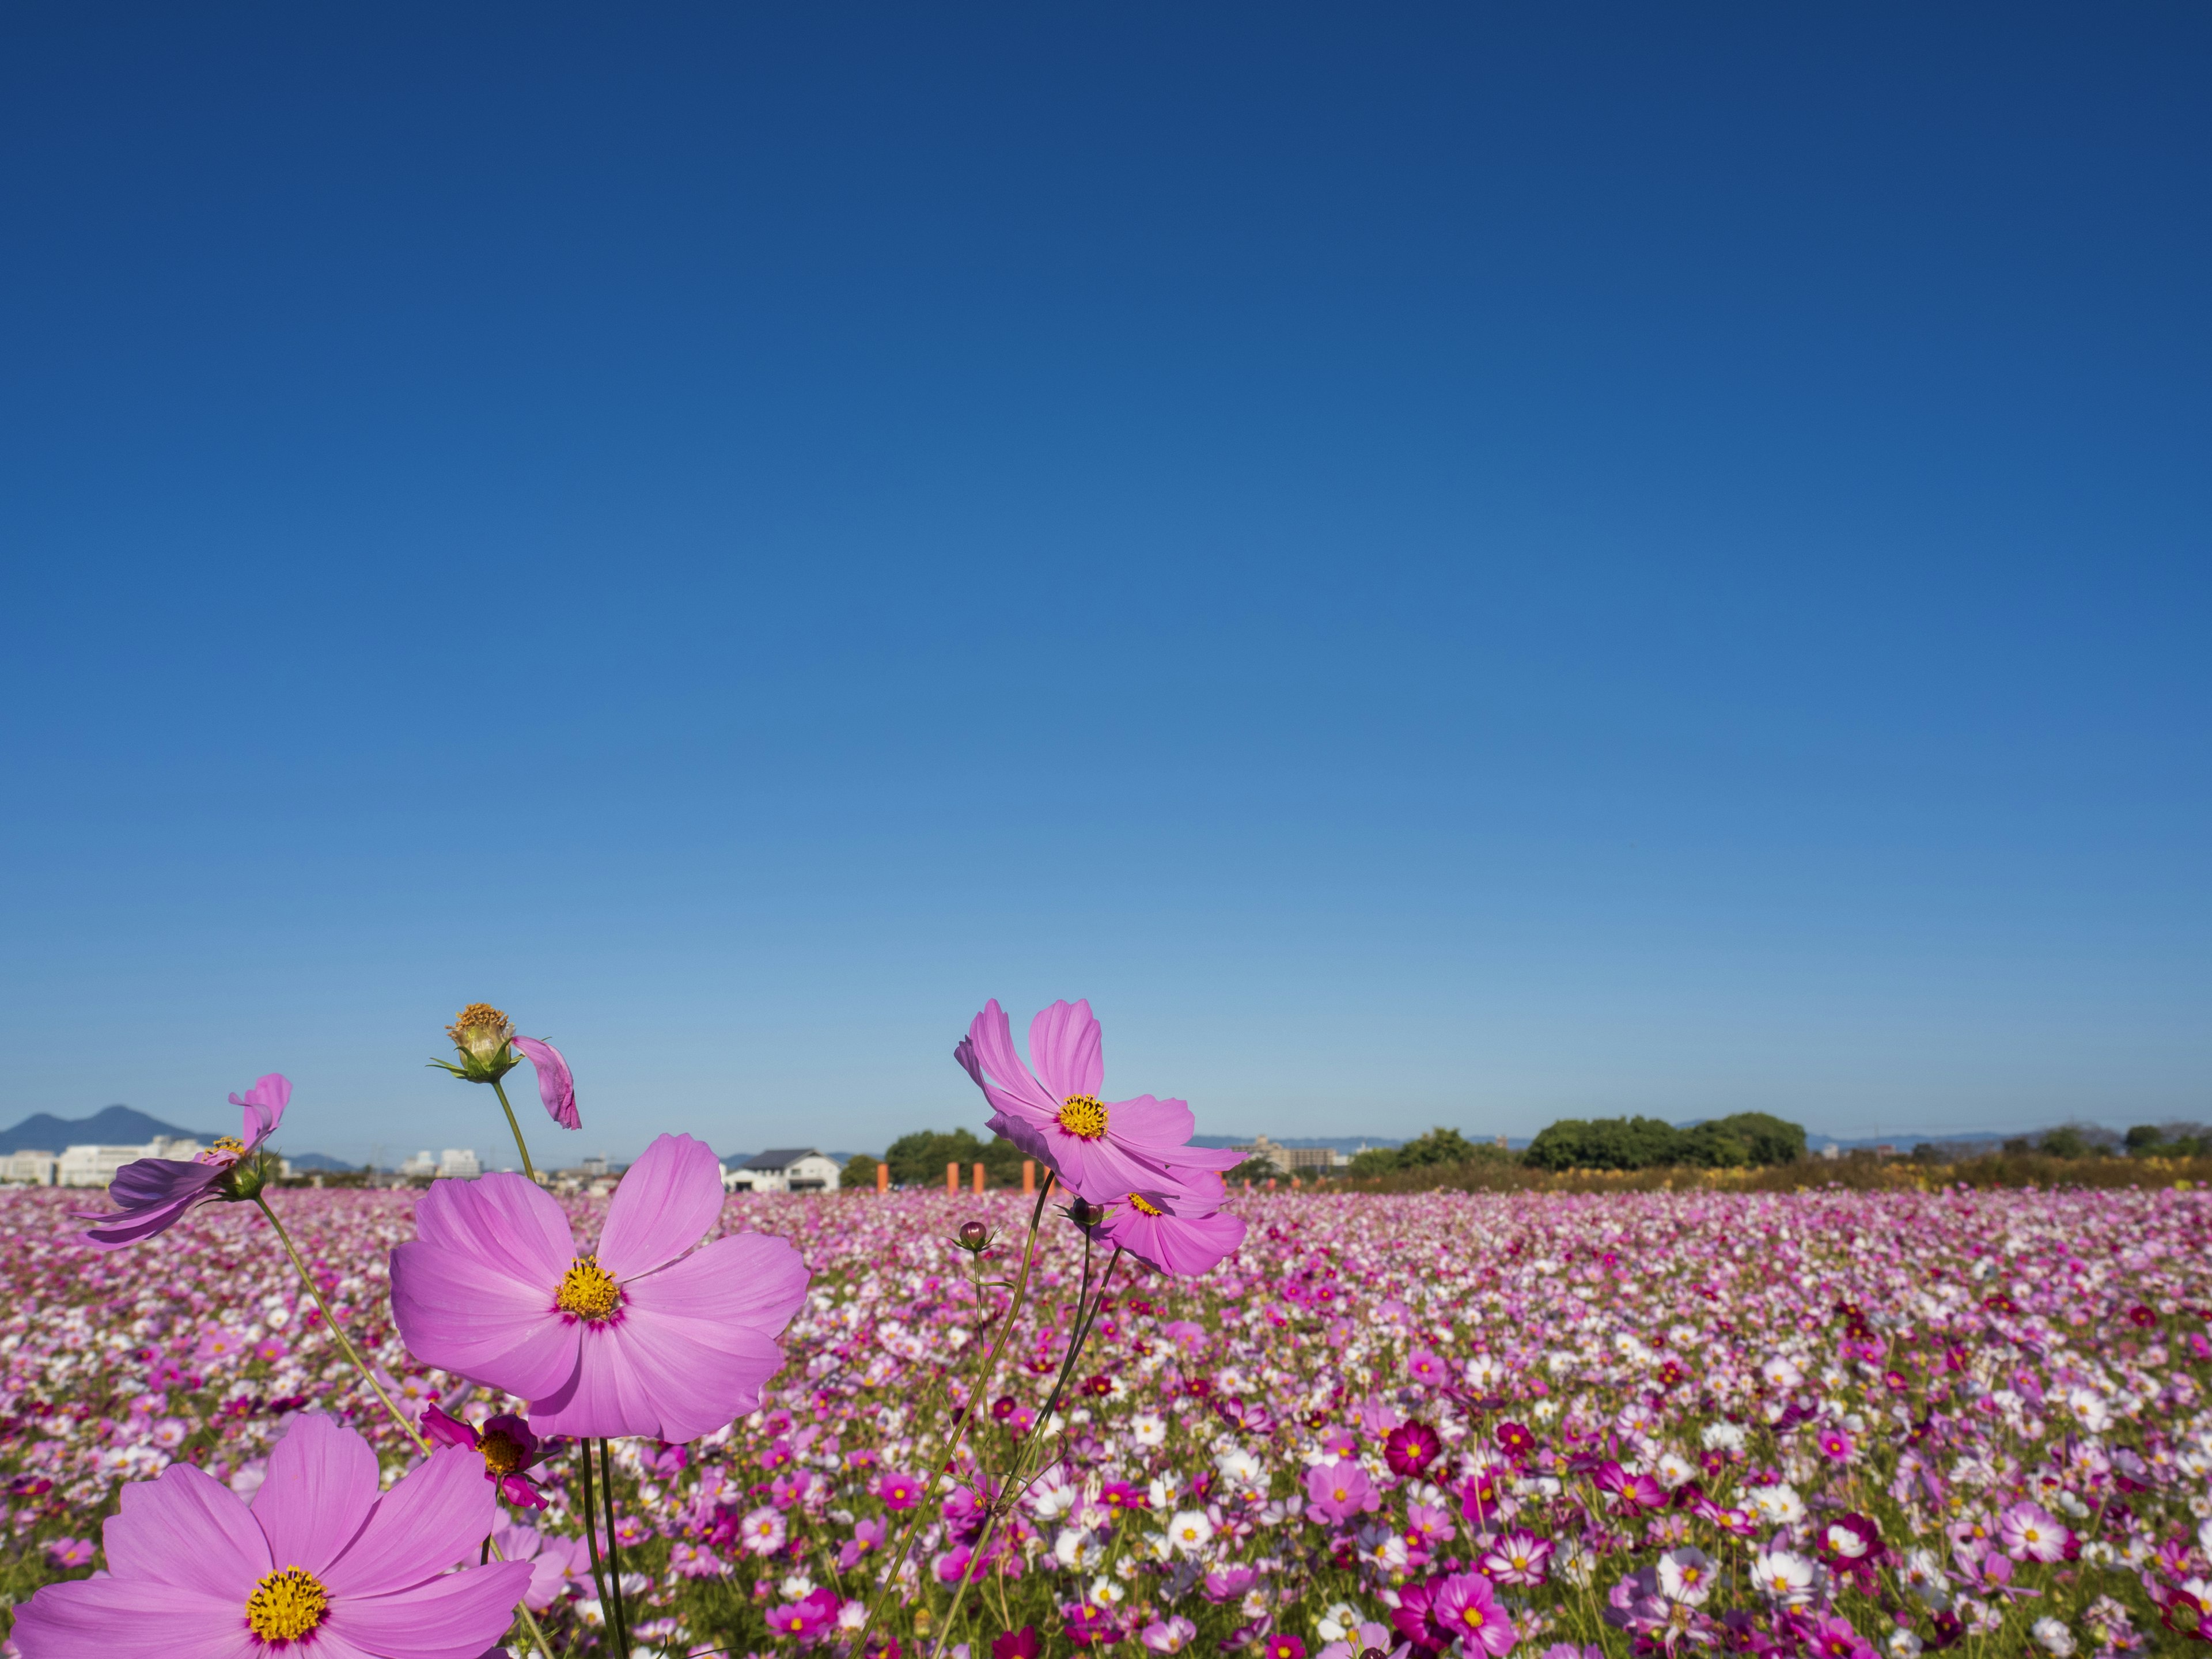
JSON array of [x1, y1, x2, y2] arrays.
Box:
[[955, 999, 1242, 1202], [389, 1132, 808, 1442], [75, 1074, 290, 1249], [10, 1413, 528, 1659], [1384, 1421, 1442, 1476], [421, 1403, 555, 1510], [876, 1470, 923, 1510], [766, 1586, 842, 1643]]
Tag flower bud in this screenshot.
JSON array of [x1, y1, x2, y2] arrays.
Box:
[[1066, 1198, 1105, 1228], [956, 1221, 990, 1251], [218, 1149, 276, 1205], [435, 1003, 521, 1085]]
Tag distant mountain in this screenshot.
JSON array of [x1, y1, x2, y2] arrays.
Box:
[[286, 1152, 365, 1173], [0, 1105, 218, 1156]]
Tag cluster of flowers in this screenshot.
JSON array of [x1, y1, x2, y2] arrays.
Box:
[[5, 1001, 2212, 1659]]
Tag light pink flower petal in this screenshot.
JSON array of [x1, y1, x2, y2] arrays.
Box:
[[411, 1172, 575, 1287], [103, 1461, 270, 1595], [612, 1232, 812, 1438], [511, 1036, 579, 1131], [389, 1240, 581, 1401], [1028, 999, 1104, 1101], [1107, 1206, 1246, 1277], [1100, 1094, 1200, 1150], [594, 1132, 725, 1280], [964, 1001, 1055, 1112], [525, 1323, 664, 1440], [9, 1574, 260, 1659], [251, 1413, 380, 1576], [1068, 1137, 1230, 1206], [323, 1446, 499, 1598], [326, 1561, 533, 1659], [228, 1072, 291, 1146]]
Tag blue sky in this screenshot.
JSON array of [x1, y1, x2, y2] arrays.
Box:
[[1, 5, 2205, 1165]]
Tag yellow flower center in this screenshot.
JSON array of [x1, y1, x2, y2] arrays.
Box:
[[481, 1428, 528, 1475], [1057, 1095, 1108, 1139], [245, 1566, 329, 1642], [1128, 1192, 1164, 1217], [1463, 1608, 1484, 1628], [556, 1255, 621, 1322], [211, 1135, 247, 1156], [448, 1002, 515, 1060]]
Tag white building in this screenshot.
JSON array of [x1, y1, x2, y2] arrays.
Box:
[[724, 1149, 841, 1194], [400, 1150, 437, 1178], [145, 1135, 205, 1161], [437, 1149, 481, 1179], [58, 1145, 159, 1187], [2, 1151, 55, 1185]]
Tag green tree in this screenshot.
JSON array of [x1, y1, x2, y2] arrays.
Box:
[[881, 1127, 1028, 1188], [1677, 1123, 1751, 1168], [843, 1152, 883, 1187], [2126, 1124, 2167, 1156], [2037, 1126, 2091, 1160], [1707, 1112, 1806, 1165]]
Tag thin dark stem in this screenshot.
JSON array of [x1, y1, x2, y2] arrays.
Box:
[[490, 1076, 538, 1182], [600, 1438, 631, 1656], [576, 1439, 616, 1630]]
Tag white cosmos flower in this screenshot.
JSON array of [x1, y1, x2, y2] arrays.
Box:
[[1166, 1510, 1214, 1556], [2030, 1618, 2075, 1656], [1657, 1547, 1714, 1606], [1315, 1604, 1361, 1643], [1752, 1550, 1819, 1606], [1746, 1483, 1806, 1526], [1131, 1414, 1168, 1448]]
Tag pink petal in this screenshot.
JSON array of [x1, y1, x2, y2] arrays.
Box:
[[389, 1240, 581, 1402], [613, 1232, 811, 1438], [510, 1036, 579, 1131], [325, 1562, 534, 1659], [411, 1172, 574, 1286], [227, 1072, 291, 1146], [524, 1322, 664, 1440], [594, 1132, 724, 1280], [323, 1447, 499, 1599], [251, 1413, 380, 1576], [964, 1001, 1055, 1112], [1027, 999, 1103, 1101], [103, 1462, 270, 1596], [9, 1575, 260, 1659], [1099, 1094, 1200, 1150]]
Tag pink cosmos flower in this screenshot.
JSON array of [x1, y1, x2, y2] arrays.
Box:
[[1480, 1528, 1554, 1586], [421, 1403, 556, 1509], [954, 999, 1243, 1202], [876, 1469, 923, 1509], [765, 1586, 841, 1643], [389, 1132, 808, 1442], [1304, 1459, 1381, 1524], [1429, 1572, 1516, 1658], [75, 1074, 290, 1249], [1085, 1179, 1247, 1277], [494, 1519, 592, 1610], [1406, 1350, 1448, 1386], [10, 1412, 528, 1659], [1998, 1500, 2067, 1563]]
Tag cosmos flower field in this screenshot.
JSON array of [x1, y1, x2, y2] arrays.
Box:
[[7, 1181, 2211, 1659]]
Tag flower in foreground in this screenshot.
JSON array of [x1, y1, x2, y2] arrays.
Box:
[[10, 1412, 528, 1659], [954, 998, 1243, 1202], [1429, 1571, 1516, 1657], [75, 1073, 290, 1249], [1084, 1180, 1247, 1277], [390, 1131, 808, 1441], [421, 1402, 556, 1509], [433, 1002, 580, 1129]]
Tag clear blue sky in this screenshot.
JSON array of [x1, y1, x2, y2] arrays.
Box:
[[2, 5, 2206, 1165]]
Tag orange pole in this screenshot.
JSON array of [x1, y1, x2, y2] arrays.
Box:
[[946, 1161, 959, 1195], [875, 1161, 889, 1194], [1266, 1177, 1277, 1191], [1292, 1176, 1303, 1190], [972, 1162, 985, 1195], [1021, 1160, 1036, 1195]]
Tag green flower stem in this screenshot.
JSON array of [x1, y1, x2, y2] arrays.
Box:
[[847, 1177, 1055, 1659], [575, 1440, 618, 1635], [491, 1076, 539, 1183], [253, 1194, 562, 1659], [926, 1246, 1123, 1659], [599, 1438, 632, 1657]]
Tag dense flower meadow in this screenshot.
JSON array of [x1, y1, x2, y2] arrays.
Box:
[[8, 1177, 2212, 1659]]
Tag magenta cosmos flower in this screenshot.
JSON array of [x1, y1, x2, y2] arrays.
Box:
[[422, 1403, 556, 1509], [77, 1074, 290, 1249], [1304, 1459, 1381, 1524], [1429, 1571, 1516, 1658], [10, 1412, 528, 1659], [954, 998, 1242, 1202], [391, 1132, 807, 1442]]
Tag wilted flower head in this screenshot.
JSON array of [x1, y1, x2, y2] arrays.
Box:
[[431, 1002, 579, 1128]]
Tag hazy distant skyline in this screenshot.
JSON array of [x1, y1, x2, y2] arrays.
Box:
[[2, 6, 2206, 1162]]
